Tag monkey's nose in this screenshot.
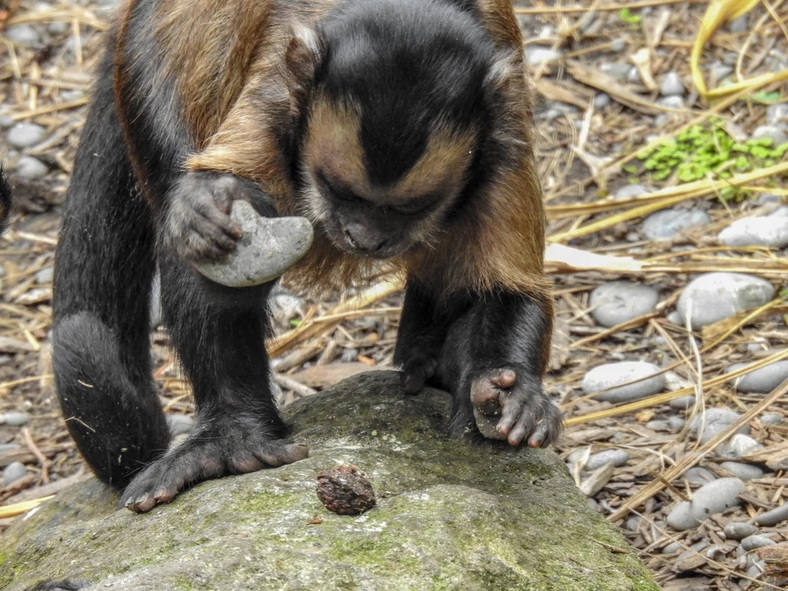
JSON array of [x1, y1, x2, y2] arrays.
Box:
[[343, 226, 388, 255]]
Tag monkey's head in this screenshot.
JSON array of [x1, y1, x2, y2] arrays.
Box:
[[286, 0, 505, 260]]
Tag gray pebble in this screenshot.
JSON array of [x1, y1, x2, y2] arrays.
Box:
[[0, 114, 14, 128], [659, 72, 685, 96], [719, 461, 764, 481], [7, 123, 46, 149], [726, 360, 788, 393], [724, 522, 758, 540], [0, 443, 21, 453], [15, 156, 48, 180], [746, 560, 766, 580], [740, 534, 776, 552], [581, 361, 666, 403], [677, 273, 774, 329], [1, 411, 31, 427], [589, 281, 659, 327], [524, 47, 561, 66], [757, 191, 783, 205], [626, 67, 641, 84], [662, 541, 681, 554], [194, 200, 314, 288], [166, 414, 195, 438], [48, 21, 69, 35], [752, 125, 787, 146], [684, 467, 717, 486], [767, 103, 788, 125], [5, 25, 40, 46], [667, 416, 686, 430], [666, 311, 682, 325], [35, 267, 53, 284], [716, 434, 763, 459], [646, 420, 669, 431], [710, 63, 733, 81], [689, 408, 749, 444], [656, 96, 684, 110], [614, 184, 650, 200], [642, 209, 709, 240], [585, 449, 630, 471], [610, 37, 627, 53], [2, 461, 28, 486], [755, 502, 788, 526], [760, 412, 783, 426], [593, 93, 610, 109], [670, 395, 696, 410], [728, 14, 749, 33], [666, 477, 746, 531], [719, 216, 788, 248], [598, 61, 632, 81]]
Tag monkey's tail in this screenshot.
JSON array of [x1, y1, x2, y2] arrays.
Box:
[[51, 44, 170, 489], [0, 167, 11, 235]]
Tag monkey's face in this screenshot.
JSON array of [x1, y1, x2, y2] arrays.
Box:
[[301, 98, 477, 260]]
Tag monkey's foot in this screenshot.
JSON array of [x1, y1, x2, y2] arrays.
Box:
[[470, 368, 562, 447], [119, 421, 309, 513], [194, 200, 314, 287]]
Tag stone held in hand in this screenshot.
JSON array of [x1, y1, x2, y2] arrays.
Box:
[[194, 200, 314, 287]]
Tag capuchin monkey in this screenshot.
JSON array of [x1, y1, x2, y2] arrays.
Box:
[[52, 0, 561, 513]]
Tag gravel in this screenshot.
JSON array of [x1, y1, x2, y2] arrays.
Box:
[[676, 273, 774, 329], [7, 122, 46, 149], [581, 361, 666, 403], [718, 216, 788, 248], [726, 360, 788, 393], [193, 200, 314, 288], [2, 461, 28, 486], [689, 408, 749, 444], [666, 478, 747, 531], [642, 209, 709, 240], [588, 281, 659, 327]]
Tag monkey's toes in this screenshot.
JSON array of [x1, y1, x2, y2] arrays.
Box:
[[119, 437, 309, 513], [470, 369, 562, 447]]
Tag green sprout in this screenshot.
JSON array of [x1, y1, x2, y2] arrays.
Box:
[[618, 8, 642, 24], [634, 120, 788, 196]]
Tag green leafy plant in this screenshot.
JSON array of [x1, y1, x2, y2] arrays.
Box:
[[635, 121, 788, 193], [618, 8, 642, 24]]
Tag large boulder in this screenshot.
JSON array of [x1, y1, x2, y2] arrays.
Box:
[[1, 372, 657, 591]]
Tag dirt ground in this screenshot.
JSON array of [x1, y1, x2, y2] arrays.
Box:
[[1, 1, 788, 589]]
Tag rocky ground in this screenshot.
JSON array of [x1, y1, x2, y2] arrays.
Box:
[[1, 1, 788, 589]]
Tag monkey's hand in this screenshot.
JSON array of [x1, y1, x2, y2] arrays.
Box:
[[399, 355, 438, 395], [162, 172, 244, 262], [469, 367, 562, 448], [119, 413, 308, 513]]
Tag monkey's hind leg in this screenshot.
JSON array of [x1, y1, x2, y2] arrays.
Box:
[[119, 256, 308, 513], [52, 48, 170, 488]]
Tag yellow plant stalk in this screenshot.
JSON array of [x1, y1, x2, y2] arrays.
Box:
[[691, 0, 788, 100]]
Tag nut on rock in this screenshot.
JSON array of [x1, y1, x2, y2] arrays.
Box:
[[316, 464, 377, 515]]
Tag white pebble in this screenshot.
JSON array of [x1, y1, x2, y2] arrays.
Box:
[[598, 62, 632, 81], [614, 184, 650, 200], [15, 156, 48, 180], [585, 449, 630, 471], [760, 412, 783, 426], [724, 522, 758, 540], [582, 361, 666, 403], [659, 72, 685, 96], [716, 434, 763, 459], [677, 273, 774, 329], [642, 209, 709, 241], [689, 408, 749, 444], [35, 267, 54, 284], [666, 478, 746, 531], [1, 411, 31, 426], [524, 47, 561, 66], [589, 281, 659, 328], [719, 461, 764, 481], [727, 360, 788, 393], [719, 216, 788, 248], [752, 125, 787, 146], [2, 462, 28, 486], [5, 25, 40, 46], [656, 96, 684, 110], [7, 123, 46, 149], [766, 103, 788, 125], [667, 416, 686, 430]]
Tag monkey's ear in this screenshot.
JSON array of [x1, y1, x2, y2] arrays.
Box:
[[285, 24, 324, 99]]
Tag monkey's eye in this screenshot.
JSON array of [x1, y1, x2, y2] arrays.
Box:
[[316, 171, 364, 205], [390, 201, 430, 216]]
